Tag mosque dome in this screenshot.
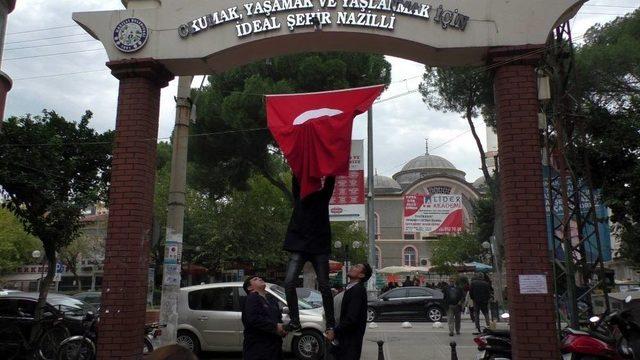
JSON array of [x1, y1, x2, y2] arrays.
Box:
[[401, 154, 457, 172], [393, 152, 466, 188], [472, 176, 489, 192], [366, 174, 402, 194]]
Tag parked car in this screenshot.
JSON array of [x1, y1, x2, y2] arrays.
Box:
[[0, 292, 96, 359], [177, 282, 325, 360], [71, 291, 102, 308], [367, 286, 446, 322], [296, 288, 323, 308]]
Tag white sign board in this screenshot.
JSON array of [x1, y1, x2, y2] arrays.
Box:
[[330, 139, 365, 222], [518, 274, 548, 294]]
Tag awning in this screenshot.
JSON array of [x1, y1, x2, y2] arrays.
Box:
[[1, 273, 43, 282], [377, 266, 432, 275]]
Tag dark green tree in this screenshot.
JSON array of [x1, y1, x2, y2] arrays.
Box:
[[0, 208, 41, 275], [190, 53, 391, 201], [0, 110, 112, 345], [430, 232, 484, 275], [564, 10, 640, 267]]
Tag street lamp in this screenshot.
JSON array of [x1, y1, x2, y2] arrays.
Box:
[[334, 241, 362, 285], [32, 250, 43, 292]]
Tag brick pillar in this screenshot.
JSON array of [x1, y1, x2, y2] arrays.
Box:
[[97, 59, 173, 360], [491, 48, 560, 359]]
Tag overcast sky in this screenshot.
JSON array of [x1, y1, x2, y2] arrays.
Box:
[[3, 1, 638, 183]]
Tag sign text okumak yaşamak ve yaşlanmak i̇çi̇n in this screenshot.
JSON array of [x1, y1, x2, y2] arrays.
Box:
[[177, 0, 469, 39]]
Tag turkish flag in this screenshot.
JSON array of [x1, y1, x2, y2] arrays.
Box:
[[266, 85, 384, 199]]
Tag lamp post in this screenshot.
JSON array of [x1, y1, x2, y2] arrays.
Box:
[[32, 250, 42, 292], [334, 241, 361, 286]]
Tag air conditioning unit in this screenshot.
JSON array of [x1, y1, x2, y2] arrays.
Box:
[[419, 258, 429, 267]]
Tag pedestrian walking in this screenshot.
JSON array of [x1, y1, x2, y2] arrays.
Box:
[[241, 276, 287, 360], [403, 276, 413, 287], [326, 263, 372, 360], [443, 277, 464, 336], [470, 274, 492, 334]]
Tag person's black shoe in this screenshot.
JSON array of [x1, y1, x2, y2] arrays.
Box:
[[456, 331, 460, 335], [449, 332, 454, 337], [284, 322, 302, 332]]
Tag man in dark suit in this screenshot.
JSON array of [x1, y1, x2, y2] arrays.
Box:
[[326, 263, 372, 360], [470, 274, 492, 334], [241, 276, 287, 360]]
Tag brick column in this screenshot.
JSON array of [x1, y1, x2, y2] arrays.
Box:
[[97, 59, 173, 360], [491, 48, 559, 359]]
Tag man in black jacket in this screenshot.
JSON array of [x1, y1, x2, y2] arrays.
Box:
[[443, 277, 464, 336], [470, 274, 492, 334], [242, 276, 287, 360], [283, 176, 336, 334], [327, 263, 372, 360]]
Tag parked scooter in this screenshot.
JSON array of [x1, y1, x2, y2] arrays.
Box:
[[57, 312, 164, 360], [560, 296, 637, 360], [474, 313, 512, 360]]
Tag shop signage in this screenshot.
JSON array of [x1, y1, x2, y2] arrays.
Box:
[[177, 0, 469, 39], [403, 193, 464, 234], [330, 139, 365, 222]]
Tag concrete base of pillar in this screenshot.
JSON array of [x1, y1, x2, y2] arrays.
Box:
[[0, 70, 12, 122]]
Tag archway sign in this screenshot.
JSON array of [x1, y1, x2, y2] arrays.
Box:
[[73, 0, 584, 358]]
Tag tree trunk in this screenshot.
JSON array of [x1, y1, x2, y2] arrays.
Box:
[[465, 105, 493, 189], [30, 244, 57, 352]]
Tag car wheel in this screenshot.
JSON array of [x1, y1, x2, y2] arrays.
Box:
[[367, 307, 377, 322], [426, 306, 443, 322], [176, 331, 200, 355], [293, 330, 323, 360]]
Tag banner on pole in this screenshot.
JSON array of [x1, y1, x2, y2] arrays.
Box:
[[403, 194, 464, 234], [330, 139, 365, 222]]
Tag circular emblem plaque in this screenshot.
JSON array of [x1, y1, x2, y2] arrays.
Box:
[[113, 18, 149, 53]]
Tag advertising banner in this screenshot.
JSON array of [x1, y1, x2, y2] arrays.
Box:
[[330, 139, 365, 222], [403, 193, 463, 234]]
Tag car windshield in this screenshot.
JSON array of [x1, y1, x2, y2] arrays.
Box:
[[49, 296, 96, 317], [270, 285, 314, 310]]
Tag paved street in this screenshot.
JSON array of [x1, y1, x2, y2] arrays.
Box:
[[199, 319, 508, 360]]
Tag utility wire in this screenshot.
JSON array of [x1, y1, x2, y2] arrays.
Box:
[[3, 48, 105, 61], [5, 33, 91, 45], [5, 39, 97, 51], [6, 24, 78, 36]]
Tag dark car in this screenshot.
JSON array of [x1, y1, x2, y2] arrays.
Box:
[[72, 291, 102, 308], [367, 286, 445, 322], [0, 292, 96, 350]]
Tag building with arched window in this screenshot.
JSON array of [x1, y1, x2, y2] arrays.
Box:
[[367, 149, 481, 270]]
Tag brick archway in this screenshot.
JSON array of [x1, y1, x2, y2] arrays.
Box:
[[73, 1, 587, 358]]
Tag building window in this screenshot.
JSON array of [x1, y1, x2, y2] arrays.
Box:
[[375, 246, 382, 269], [374, 212, 381, 239], [402, 246, 417, 267], [403, 233, 415, 240]]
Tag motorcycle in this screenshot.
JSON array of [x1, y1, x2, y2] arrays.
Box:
[[57, 312, 164, 360], [474, 313, 512, 360], [560, 295, 637, 360]]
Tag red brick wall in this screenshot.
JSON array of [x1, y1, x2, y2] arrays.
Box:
[[494, 63, 559, 359], [96, 59, 172, 360]]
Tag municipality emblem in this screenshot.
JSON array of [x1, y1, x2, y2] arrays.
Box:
[[113, 18, 149, 53]]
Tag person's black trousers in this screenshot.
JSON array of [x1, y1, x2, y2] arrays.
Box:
[[284, 252, 336, 329]]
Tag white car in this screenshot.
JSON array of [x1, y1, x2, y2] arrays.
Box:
[[177, 282, 326, 360]]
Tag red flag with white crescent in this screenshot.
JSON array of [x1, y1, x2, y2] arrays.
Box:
[[266, 85, 384, 199]]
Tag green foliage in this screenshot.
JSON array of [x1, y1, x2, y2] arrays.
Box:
[[190, 53, 391, 200], [419, 66, 495, 128], [430, 232, 484, 275], [574, 9, 640, 108], [0, 208, 41, 275], [331, 222, 368, 265], [473, 193, 495, 245], [0, 110, 112, 341], [567, 10, 640, 268]]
